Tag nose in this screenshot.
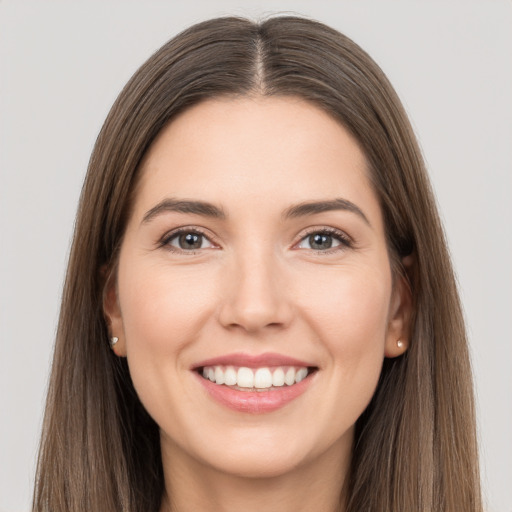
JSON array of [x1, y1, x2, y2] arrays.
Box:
[[217, 250, 293, 334]]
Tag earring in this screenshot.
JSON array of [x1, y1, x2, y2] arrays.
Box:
[[110, 336, 119, 348], [397, 339, 404, 349]]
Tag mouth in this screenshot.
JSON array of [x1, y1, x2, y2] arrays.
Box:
[[192, 353, 318, 413], [197, 365, 318, 392]]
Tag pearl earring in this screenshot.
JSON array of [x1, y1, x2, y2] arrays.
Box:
[[110, 336, 119, 348], [397, 339, 404, 349]]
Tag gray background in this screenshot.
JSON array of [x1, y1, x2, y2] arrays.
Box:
[[1, 1, 511, 511]]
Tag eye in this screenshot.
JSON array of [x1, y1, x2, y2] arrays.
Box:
[[163, 230, 215, 251], [296, 229, 351, 251]]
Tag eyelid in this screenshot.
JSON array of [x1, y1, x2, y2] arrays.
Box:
[[292, 226, 354, 251], [159, 226, 220, 253]]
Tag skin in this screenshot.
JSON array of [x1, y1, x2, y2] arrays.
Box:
[[105, 96, 411, 512]]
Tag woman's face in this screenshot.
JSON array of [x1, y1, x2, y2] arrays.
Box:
[[106, 96, 410, 479]]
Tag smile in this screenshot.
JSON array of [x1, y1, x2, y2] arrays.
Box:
[[200, 365, 311, 391], [193, 353, 318, 413]]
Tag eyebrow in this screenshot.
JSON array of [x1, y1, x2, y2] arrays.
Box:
[[283, 198, 371, 226], [142, 197, 370, 227], [142, 198, 226, 224]]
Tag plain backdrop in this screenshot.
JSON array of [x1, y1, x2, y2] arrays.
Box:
[[0, 1, 511, 511]]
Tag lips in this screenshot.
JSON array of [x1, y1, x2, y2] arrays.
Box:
[[192, 352, 318, 413], [192, 352, 314, 369]]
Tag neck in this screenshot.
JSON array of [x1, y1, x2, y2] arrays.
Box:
[[159, 436, 350, 512]]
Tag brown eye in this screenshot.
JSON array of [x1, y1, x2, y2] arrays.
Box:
[[166, 231, 213, 251], [179, 233, 202, 249]]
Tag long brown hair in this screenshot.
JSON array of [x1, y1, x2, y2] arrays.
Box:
[[33, 16, 482, 512]]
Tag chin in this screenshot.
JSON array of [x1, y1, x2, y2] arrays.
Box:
[[202, 443, 312, 479], [167, 419, 353, 481]]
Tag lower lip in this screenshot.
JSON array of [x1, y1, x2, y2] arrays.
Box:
[[195, 372, 314, 413]]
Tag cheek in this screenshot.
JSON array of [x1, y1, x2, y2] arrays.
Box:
[[297, 263, 391, 384], [118, 258, 219, 366], [116, 257, 224, 431], [302, 263, 390, 335]]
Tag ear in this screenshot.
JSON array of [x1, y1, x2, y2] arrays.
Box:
[[102, 266, 127, 357], [384, 255, 413, 358]]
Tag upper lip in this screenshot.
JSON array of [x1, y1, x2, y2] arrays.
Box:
[[192, 352, 316, 370]]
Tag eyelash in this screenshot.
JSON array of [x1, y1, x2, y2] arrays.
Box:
[[296, 227, 353, 253], [159, 227, 215, 254], [159, 226, 353, 254]]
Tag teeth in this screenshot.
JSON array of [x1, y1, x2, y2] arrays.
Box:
[[214, 366, 225, 385], [237, 367, 254, 388], [224, 366, 237, 386], [272, 368, 285, 387], [295, 367, 308, 383], [284, 367, 295, 386], [200, 365, 311, 389], [254, 368, 272, 388]]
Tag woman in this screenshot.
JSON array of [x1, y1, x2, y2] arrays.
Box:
[[32, 16, 482, 512]]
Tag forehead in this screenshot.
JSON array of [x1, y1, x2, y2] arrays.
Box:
[[134, 96, 382, 227]]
